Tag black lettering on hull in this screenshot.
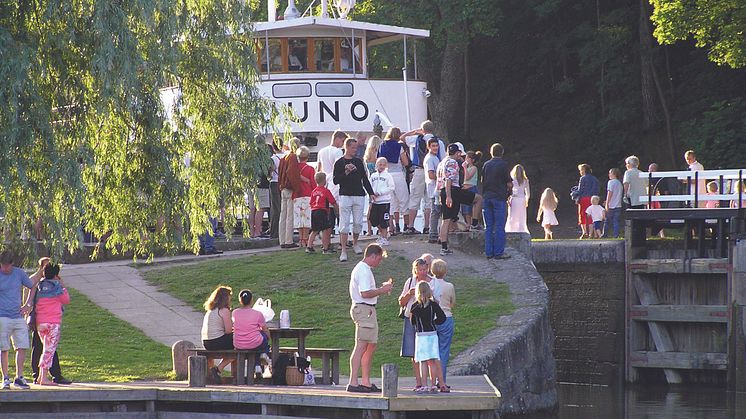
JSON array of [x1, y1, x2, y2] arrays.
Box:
[[320, 101, 339, 123]]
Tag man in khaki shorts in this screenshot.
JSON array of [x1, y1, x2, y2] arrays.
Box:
[[347, 243, 393, 393], [0, 251, 48, 389]]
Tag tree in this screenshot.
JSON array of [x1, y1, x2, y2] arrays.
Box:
[[649, 0, 746, 68], [0, 0, 282, 261], [354, 0, 500, 140]]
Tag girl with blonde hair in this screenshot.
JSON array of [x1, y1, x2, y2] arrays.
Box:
[[364, 135, 384, 175], [506, 164, 530, 233], [410, 281, 447, 393], [536, 188, 559, 239]]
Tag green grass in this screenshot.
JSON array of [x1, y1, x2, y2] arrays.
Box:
[[8, 289, 172, 382], [142, 250, 513, 378]]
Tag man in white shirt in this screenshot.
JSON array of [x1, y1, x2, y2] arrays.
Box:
[[269, 141, 286, 239], [399, 120, 446, 234], [423, 138, 441, 243], [684, 150, 706, 207], [347, 244, 393, 393], [317, 130, 347, 202]]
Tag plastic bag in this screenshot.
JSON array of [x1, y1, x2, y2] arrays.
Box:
[[253, 298, 275, 322], [303, 356, 315, 385]]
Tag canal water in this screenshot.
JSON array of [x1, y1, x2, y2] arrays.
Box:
[[519, 383, 738, 418]]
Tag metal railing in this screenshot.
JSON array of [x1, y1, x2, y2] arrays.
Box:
[[638, 169, 744, 209]]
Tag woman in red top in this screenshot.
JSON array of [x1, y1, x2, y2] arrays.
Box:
[[293, 146, 317, 248]]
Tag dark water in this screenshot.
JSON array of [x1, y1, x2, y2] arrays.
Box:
[[521, 383, 740, 419]]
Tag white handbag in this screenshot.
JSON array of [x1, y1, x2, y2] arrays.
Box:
[[253, 298, 275, 322]]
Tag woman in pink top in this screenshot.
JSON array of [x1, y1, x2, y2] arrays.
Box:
[[34, 264, 70, 386], [232, 289, 271, 376]]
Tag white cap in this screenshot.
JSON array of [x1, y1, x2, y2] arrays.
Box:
[[453, 142, 466, 154]]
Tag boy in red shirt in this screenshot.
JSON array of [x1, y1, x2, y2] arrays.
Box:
[[307, 172, 339, 254]]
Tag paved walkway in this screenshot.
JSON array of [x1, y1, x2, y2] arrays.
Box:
[[63, 246, 285, 347]]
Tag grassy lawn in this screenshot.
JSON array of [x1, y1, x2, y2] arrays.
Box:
[[142, 250, 513, 378], [9, 289, 172, 383]]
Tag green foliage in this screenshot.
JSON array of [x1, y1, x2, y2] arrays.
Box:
[[0, 0, 283, 261], [678, 98, 746, 169], [8, 288, 172, 382], [142, 249, 514, 377], [650, 0, 746, 68]]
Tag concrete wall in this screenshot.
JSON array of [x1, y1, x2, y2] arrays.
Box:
[[449, 233, 558, 416], [534, 240, 626, 386]]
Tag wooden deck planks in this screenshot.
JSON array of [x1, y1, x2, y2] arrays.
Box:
[[0, 375, 500, 414]]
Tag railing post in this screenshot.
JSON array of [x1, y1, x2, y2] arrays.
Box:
[[687, 175, 692, 208], [648, 172, 653, 207], [694, 171, 700, 208]]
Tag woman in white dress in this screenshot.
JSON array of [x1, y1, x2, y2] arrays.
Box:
[[506, 164, 530, 233]]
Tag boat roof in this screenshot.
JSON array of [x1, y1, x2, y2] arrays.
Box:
[[253, 17, 429, 47]]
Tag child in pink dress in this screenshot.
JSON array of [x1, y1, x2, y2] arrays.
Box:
[[705, 181, 720, 209], [34, 264, 70, 386]]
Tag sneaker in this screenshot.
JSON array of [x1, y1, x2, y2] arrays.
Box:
[[13, 377, 30, 389], [53, 376, 72, 385], [339, 251, 348, 262], [422, 227, 429, 235], [353, 244, 363, 255], [305, 247, 315, 253], [322, 248, 336, 254], [2, 378, 10, 390], [439, 248, 453, 256], [259, 353, 271, 365], [377, 237, 390, 246]]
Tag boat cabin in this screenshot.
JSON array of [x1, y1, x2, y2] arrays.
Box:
[[254, 1, 430, 155]]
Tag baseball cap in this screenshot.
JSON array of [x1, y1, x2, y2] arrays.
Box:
[[448, 143, 461, 154], [453, 142, 466, 154]]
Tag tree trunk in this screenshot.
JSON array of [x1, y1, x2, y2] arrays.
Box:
[[429, 39, 464, 141], [463, 42, 470, 141], [639, 0, 660, 128], [597, 0, 606, 117]]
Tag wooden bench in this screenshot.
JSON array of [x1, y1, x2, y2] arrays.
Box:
[[190, 349, 262, 385], [279, 347, 349, 385]]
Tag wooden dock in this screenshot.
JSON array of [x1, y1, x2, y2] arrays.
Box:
[[0, 375, 500, 418]]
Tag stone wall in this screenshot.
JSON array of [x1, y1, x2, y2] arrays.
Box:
[[534, 240, 626, 387], [449, 233, 558, 416]]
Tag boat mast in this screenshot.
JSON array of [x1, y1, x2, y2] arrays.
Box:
[[402, 35, 412, 130]]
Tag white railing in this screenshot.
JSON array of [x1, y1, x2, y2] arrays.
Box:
[[637, 169, 745, 208]]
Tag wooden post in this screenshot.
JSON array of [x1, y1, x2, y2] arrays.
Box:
[[188, 355, 207, 387], [381, 363, 398, 398], [728, 222, 746, 391]]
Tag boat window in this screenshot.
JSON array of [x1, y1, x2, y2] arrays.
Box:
[[264, 39, 282, 73], [340, 38, 363, 74], [288, 38, 308, 71], [314, 39, 336, 72]]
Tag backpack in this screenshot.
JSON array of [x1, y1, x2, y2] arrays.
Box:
[[413, 135, 441, 167], [272, 353, 293, 385]]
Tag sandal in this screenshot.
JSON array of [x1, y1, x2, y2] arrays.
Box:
[[439, 385, 450, 393], [429, 386, 439, 393], [413, 385, 426, 393]]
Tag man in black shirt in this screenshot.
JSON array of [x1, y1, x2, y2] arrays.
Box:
[[481, 143, 513, 259], [334, 138, 375, 262]]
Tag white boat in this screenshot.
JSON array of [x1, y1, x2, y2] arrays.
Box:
[[256, 0, 430, 157]]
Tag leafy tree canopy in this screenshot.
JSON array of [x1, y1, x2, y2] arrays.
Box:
[[0, 0, 281, 261], [650, 0, 746, 68]]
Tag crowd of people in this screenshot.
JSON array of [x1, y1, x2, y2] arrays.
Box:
[[269, 119, 517, 261], [346, 243, 456, 394], [569, 149, 742, 239]]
